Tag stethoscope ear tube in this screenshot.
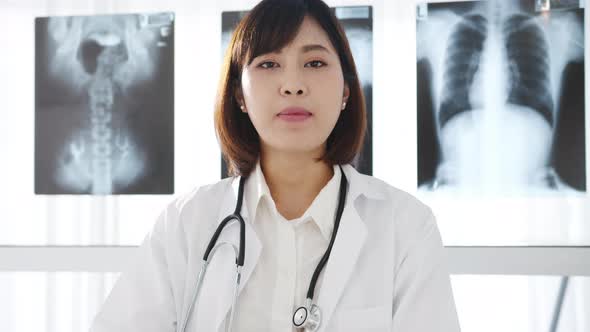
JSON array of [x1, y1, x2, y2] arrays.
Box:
[[306, 167, 347, 300], [293, 166, 347, 332], [203, 176, 247, 266]]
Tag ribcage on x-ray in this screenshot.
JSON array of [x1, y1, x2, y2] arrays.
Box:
[[417, 2, 586, 192], [439, 12, 555, 127], [439, 14, 488, 127], [503, 14, 553, 125]]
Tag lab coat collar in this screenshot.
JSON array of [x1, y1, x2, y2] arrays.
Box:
[[341, 164, 387, 202], [245, 163, 386, 222], [201, 164, 384, 331], [314, 164, 384, 331]]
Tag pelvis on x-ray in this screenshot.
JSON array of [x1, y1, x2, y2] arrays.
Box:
[[417, 0, 585, 194], [35, 13, 174, 195]]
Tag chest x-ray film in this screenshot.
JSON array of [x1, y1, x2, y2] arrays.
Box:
[[416, 0, 589, 245], [417, 0, 585, 193], [35, 13, 174, 195], [220, 6, 373, 178]]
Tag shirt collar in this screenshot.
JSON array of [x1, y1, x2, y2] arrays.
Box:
[[244, 160, 273, 224], [245, 160, 342, 240]]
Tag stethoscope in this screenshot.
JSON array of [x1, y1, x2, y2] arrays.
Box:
[[177, 165, 348, 332]]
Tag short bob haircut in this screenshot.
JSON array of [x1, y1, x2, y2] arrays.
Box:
[[214, 0, 366, 177]]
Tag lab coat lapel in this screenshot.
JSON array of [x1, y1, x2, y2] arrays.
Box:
[[315, 199, 368, 332], [192, 177, 262, 331]]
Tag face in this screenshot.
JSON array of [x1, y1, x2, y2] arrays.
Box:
[[238, 16, 350, 157]]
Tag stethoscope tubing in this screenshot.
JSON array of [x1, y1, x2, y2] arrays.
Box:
[[179, 167, 347, 332], [203, 176, 247, 266], [306, 168, 347, 299]]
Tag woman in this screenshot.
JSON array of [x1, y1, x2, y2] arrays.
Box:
[[91, 0, 461, 331]]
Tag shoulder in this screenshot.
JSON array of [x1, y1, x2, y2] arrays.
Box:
[[172, 177, 235, 211], [153, 177, 236, 235], [347, 169, 444, 273], [345, 165, 433, 222], [348, 168, 437, 251], [381, 181, 434, 224]]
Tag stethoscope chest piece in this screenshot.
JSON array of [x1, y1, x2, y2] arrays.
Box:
[[293, 306, 308, 326], [293, 302, 321, 331]]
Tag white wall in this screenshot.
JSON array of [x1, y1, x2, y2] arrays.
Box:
[[0, 0, 589, 331]]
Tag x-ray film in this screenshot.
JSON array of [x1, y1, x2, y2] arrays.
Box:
[[417, 0, 585, 195], [35, 13, 175, 195], [220, 6, 373, 178], [415, 0, 589, 246]]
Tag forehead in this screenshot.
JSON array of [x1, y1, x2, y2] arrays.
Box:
[[280, 16, 336, 53]]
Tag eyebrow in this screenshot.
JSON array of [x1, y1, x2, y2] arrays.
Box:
[[271, 43, 332, 55], [301, 44, 331, 54]]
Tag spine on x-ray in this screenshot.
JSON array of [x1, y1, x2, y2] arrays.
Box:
[[87, 44, 128, 195]]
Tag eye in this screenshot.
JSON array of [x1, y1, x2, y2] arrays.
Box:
[[305, 60, 326, 68], [258, 61, 278, 69]]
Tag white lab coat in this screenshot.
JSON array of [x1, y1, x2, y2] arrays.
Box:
[[90, 165, 461, 332]]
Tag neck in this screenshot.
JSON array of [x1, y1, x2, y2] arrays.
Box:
[[259, 145, 334, 220]]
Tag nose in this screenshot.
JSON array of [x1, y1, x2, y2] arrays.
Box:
[[280, 71, 308, 97], [281, 87, 305, 96]]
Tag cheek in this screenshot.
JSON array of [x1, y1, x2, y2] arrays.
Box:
[[241, 79, 274, 132], [242, 75, 273, 110], [314, 72, 344, 110]]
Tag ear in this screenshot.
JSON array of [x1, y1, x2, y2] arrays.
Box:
[[234, 84, 246, 112], [343, 83, 350, 102], [341, 83, 350, 111]]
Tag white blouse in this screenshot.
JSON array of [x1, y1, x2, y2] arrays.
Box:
[[233, 161, 342, 331]]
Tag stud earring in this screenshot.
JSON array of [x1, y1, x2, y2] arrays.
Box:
[[240, 105, 245, 111], [341, 101, 347, 110]]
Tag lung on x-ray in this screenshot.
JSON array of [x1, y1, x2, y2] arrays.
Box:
[[35, 13, 175, 195], [417, 0, 585, 194]]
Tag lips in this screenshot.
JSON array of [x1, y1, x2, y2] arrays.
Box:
[[277, 107, 312, 122]]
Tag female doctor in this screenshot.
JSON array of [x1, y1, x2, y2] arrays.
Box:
[[91, 0, 461, 331]]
